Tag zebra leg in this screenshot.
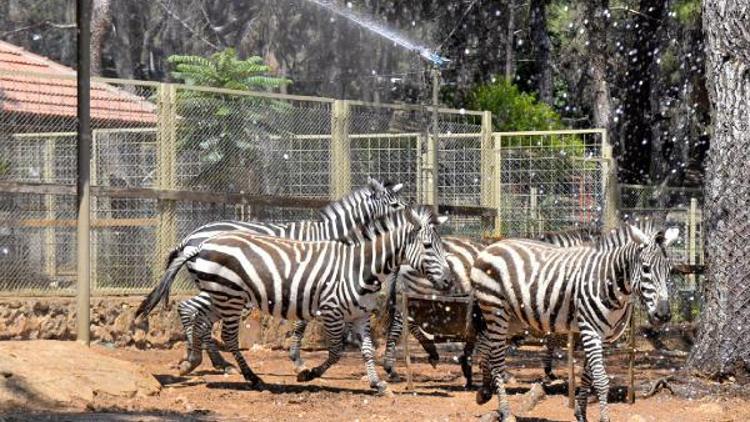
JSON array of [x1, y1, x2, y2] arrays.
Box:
[[459, 330, 476, 389], [574, 361, 593, 422], [543, 335, 557, 382], [408, 321, 440, 367], [579, 327, 610, 422], [475, 328, 494, 405], [288, 320, 309, 374], [179, 306, 213, 376], [178, 295, 233, 373], [353, 317, 389, 395], [382, 307, 404, 382], [475, 303, 513, 421], [297, 315, 345, 383], [222, 314, 264, 388]]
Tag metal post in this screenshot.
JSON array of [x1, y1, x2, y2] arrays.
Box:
[[600, 129, 619, 230], [628, 306, 636, 404], [530, 186, 539, 237], [330, 100, 352, 200], [76, 0, 92, 346], [401, 292, 413, 390], [567, 332, 575, 408], [480, 111, 495, 235], [155, 83, 178, 285], [493, 134, 503, 238], [44, 137, 56, 277], [430, 66, 440, 215]]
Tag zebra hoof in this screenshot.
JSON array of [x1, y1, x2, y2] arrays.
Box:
[[373, 381, 391, 397], [292, 364, 308, 375], [543, 373, 558, 383], [386, 371, 402, 383], [428, 354, 440, 368], [178, 359, 200, 376], [476, 386, 494, 405], [297, 369, 317, 382]]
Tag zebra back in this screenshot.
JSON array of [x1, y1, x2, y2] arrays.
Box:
[[167, 178, 405, 268]]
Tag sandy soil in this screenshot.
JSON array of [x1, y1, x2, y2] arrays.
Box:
[[2, 342, 749, 421]]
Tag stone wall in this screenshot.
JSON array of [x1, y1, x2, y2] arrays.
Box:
[[0, 297, 331, 350]]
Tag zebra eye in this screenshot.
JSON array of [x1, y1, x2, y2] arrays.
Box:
[[642, 264, 651, 274], [423, 242, 433, 249]]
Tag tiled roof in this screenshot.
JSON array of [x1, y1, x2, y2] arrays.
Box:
[[0, 40, 156, 124]]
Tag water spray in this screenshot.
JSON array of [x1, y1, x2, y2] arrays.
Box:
[[304, 0, 449, 67]]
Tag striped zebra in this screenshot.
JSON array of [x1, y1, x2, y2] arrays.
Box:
[[161, 178, 405, 372], [136, 207, 451, 394], [471, 224, 678, 422], [380, 228, 600, 386]]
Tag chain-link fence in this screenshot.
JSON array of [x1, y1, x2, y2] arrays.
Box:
[[621, 184, 705, 321], [0, 70, 611, 295], [493, 130, 610, 238]]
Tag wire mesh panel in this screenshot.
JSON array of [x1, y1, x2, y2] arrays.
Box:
[[496, 130, 606, 238], [348, 103, 428, 203], [172, 85, 333, 199]]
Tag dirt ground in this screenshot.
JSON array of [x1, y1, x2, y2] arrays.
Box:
[[2, 342, 749, 421]]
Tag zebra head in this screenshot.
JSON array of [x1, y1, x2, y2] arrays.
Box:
[[366, 176, 406, 216], [628, 224, 680, 326], [318, 177, 405, 240], [404, 206, 452, 291]]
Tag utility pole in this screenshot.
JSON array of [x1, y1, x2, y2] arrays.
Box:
[[76, 0, 92, 346]]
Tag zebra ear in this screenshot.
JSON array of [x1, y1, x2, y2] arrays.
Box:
[[660, 227, 680, 247], [628, 224, 650, 245], [391, 182, 404, 193], [368, 176, 385, 192], [406, 208, 423, 229]]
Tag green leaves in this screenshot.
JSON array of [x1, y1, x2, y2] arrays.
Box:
[[469, 79, 565, 132], [168, 49, 290, 90]]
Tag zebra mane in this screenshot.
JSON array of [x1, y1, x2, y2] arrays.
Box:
[[595, 221, 660, 250], [354, 205, 434, 242], [317, 185, 374, 222]]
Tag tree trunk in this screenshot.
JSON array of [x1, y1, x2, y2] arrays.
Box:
[[687, 0, 750, 382], [584, 0, 612, 132], [90, 0, 111, 75], [504, 1, 515, 81], [529, 0, 552, 104]]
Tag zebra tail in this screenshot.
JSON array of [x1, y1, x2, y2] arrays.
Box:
[[136, 246, 197, 318]]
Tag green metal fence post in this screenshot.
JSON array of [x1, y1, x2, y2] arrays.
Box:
[[330, 100, 352, 200]]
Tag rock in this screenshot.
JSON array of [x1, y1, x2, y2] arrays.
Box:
[[518, 383, 546, 413], [0, 340, 160, 407], [628, 415, 648, 422]]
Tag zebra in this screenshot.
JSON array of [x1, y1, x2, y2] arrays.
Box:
[[158, 177, 406, 373], [470, 224, 678, 422], [379, 227, 600, 386], [136, 206, 451, 394]]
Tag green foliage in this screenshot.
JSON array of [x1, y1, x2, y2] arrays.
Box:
[[469, 79, 565, 132], [469, 79, 588, 159], [674, 0, 701, 26], [168, 49, 292, 192], [169, 49, 290, 90]]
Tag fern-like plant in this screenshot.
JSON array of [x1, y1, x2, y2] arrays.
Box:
[[168, 49, 292, 193]]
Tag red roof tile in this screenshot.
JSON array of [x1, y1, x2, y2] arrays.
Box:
[[0, 40, 156, 125]]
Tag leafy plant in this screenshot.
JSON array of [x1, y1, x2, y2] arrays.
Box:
[[168, 49, 292, 193]]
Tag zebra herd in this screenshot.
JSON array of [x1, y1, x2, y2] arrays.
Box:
[[137, 177, 678, 422]]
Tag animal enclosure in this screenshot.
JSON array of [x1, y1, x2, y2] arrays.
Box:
[[1, 69, 663, 298]]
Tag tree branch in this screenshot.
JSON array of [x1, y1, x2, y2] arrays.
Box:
[[154, 0, 220, 51]]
